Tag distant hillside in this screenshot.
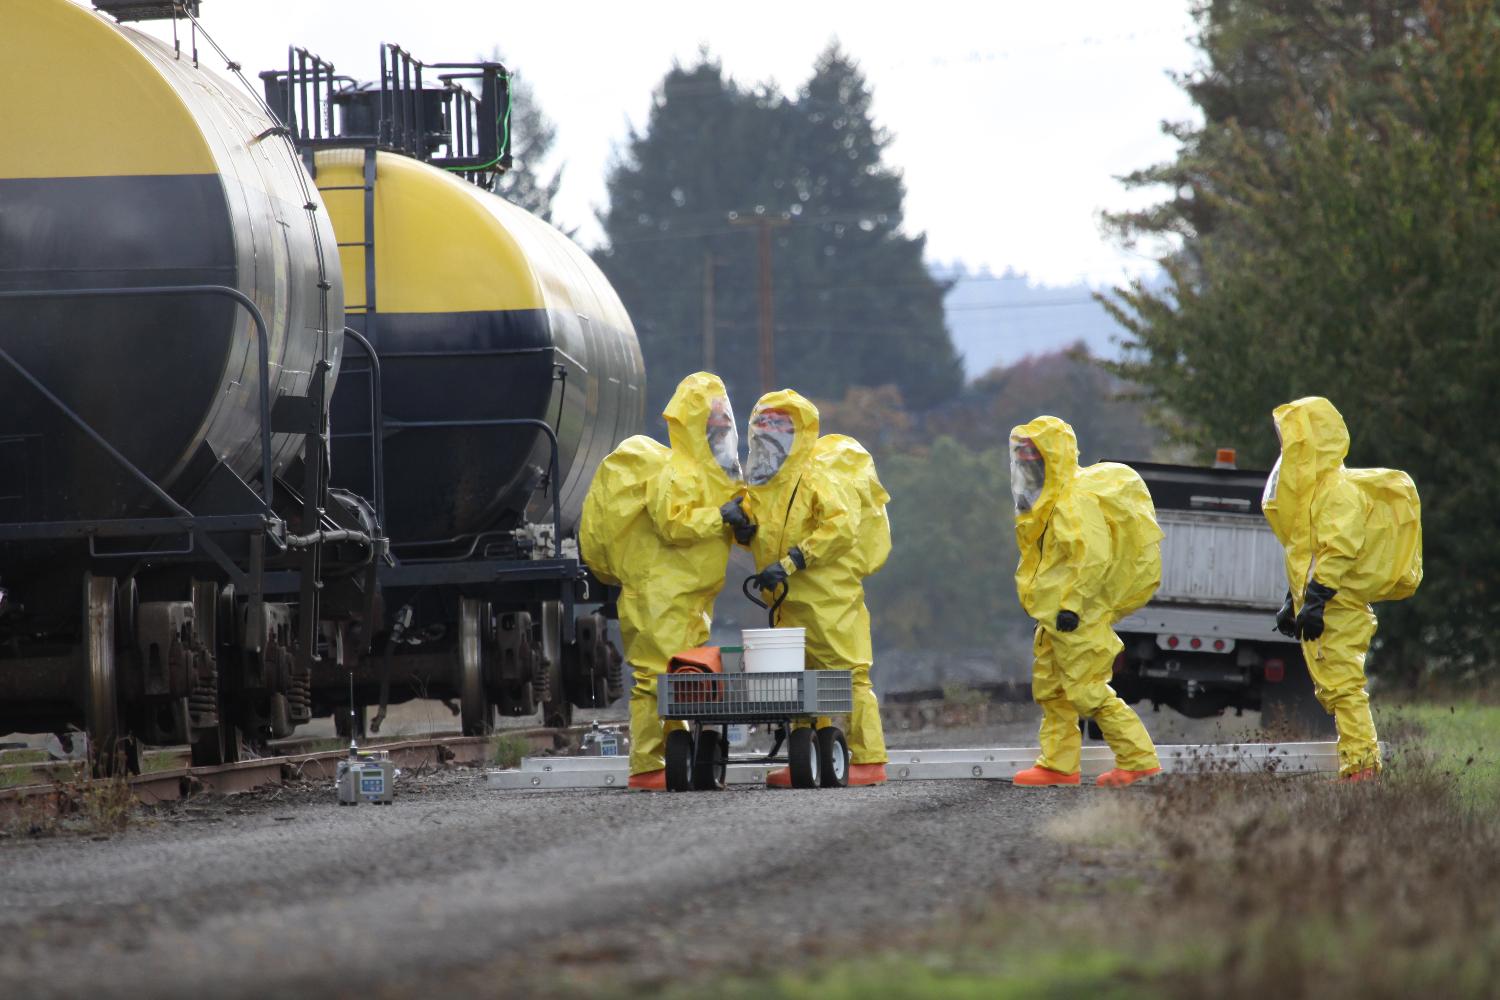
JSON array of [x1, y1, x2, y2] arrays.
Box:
[[935, 263, 1156, 381]]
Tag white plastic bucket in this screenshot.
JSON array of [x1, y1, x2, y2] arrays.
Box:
[[741, 627, 805, 673]]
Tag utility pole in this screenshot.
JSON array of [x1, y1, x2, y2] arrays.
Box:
[[730, 212, 790, 394], [702, 251, 716, 371]]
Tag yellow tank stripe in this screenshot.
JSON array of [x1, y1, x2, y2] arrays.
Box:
[[316, 150, 546, 314], [0, 0, 215, 180]]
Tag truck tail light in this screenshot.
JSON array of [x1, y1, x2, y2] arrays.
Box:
[[1189, 637, 1202, 650], [1265, 659, 1285, 683], [1213, 639, 1225, 652], [1166, 635, 1179, 649]]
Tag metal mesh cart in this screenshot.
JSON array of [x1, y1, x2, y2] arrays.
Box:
[[657, 670, 853, 791], [655, 577, 855, 791]]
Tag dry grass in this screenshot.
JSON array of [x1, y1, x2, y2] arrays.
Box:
[[694, 702, 1500, 999], [4, 768, 136, 839]]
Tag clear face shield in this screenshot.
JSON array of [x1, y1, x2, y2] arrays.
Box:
[[1009, 437, 1047, 513], [746, 407, 796, 486], [1262, 455, 1282, 505], [706, 394, 742, 480]]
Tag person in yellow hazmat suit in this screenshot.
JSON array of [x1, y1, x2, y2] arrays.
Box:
[[1263, 397, 1399, 781], [579, 373, 745, 791], [1009, 416, 1162, 788], [741, 390, 892, 787]]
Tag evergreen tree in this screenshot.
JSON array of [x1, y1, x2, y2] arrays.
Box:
[[482, 50, 564, 225], [1106, 0, 1429, 262], [596, 46, 960, 428], [1103, 0, 1500, 676]]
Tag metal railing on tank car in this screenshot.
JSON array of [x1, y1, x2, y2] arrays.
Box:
[[0, 284, 279, 560]]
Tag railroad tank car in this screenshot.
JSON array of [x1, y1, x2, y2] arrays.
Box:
[[309, 142, 642, 734], [0, 0, 348, 769], [0, 0, 344, 529], [258, 45, 644, 736], [318, 150, 644, 547]]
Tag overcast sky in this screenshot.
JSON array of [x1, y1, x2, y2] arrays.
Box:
[[124, 1, 1202, 286]]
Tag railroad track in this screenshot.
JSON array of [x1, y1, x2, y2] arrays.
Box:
[[0, 725, 581, 819]]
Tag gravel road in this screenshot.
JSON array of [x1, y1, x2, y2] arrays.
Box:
[[0, 709, 1266, 998]]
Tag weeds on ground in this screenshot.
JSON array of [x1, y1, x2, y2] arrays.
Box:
[[1376, 701, 1500, 811], [696, 711, 1500, 999], [0, 748, 49, 765], [3, 769, 137, 840], [0, 763, 50, 789], [492, 732, 531, 768], [140, 751, 185, 773]]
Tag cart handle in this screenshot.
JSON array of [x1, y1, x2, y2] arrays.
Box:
[[742, 574, 788, 627]]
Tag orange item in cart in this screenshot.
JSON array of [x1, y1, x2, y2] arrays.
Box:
[[668, 646, 724, 702]]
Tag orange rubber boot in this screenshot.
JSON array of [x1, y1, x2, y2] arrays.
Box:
[[766, 767, 792, 788], [1013, 765, 1081, 787], [848, 763, 887, 786], [1339, 767, 1379, 783], [1095, 766, 1162, 787], [627, 769, 666, 791]]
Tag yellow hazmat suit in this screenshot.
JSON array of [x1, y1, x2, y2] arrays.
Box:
[[579, 373, 741, 778], [743, 391, 891, 767], [1010, 416, 1160, 778], [1262, 397, 1387, 777]]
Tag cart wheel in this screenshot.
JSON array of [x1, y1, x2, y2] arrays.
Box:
[[817, 727, 849, 788], [788, 727, 820, 788], [692, 729, 726, 791], [665, 729, 694, 792]]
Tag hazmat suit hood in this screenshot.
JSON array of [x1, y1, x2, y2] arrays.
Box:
[[1010, 415, 1080, 548], [663, 372, 742, 490], [1264, 396, 1349, 548], [745, 389, 819, 488]]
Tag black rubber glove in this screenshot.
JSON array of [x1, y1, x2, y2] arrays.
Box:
[[1274, 591, 1297, 638], [1295, 581, 1337, 641], [720, 497, 749, 527], [752, 561, 789, 593], [1056, 610, 1080, 633], [720, 498, 757, 544]]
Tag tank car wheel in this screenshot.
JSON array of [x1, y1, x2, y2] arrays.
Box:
[[692, 729, 727, 791], [84, 574, 125, 777], [458, 598, 493, 735], [788, 727, 820, 789], [817, 727, 849, 788], [539, 601, 573, 729], [191, 585, 244, 766], [665, 729, 694, 792]]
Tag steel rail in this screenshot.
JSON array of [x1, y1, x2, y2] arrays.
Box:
[[0, 726, 580, 816]]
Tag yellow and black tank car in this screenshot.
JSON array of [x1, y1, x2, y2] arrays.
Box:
[[0, 0, 343, 529], [317, 150, 643, 547]]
